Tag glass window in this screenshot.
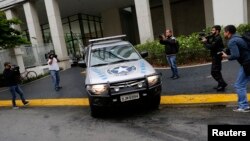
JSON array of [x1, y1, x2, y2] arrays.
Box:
[[89, 21, 96, 37], [70, 15, 79, 21], [63, 23, 70, 34], [90, 43, 141, 66], [70, 21, 80, 34], [83, 20, 90, 37]]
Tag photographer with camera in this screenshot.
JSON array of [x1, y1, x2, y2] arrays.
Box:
[[221, 25, 250, 112], [159, 29, 179, 80], [47, 50, 62, 91], [3, 62, 29, 109], [201, 25, 227, 91]]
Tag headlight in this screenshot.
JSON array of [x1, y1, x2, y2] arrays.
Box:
[[147, 75, 160, 87], [87, 84, 109, 95]]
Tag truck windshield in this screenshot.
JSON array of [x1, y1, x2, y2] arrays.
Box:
[[90, 44, 141, 67]]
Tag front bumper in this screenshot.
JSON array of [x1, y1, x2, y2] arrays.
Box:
[[87, 84, 162, 107]]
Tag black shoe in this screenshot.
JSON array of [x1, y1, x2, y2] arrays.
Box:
[[213, 86, 219, 90], [170, 76, 174, 78], [216, 86, 225, 92], [23, 101, 29, 106], [172, 76, 180, 80], [222, 83, 228, 88], [216, 83, 227, 91]]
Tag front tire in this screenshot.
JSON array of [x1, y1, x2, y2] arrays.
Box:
[[90, 103, 103, 118], [149, 94, 161, 109]]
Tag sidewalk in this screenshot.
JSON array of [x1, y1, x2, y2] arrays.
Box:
[[0, 61, 249, 107]]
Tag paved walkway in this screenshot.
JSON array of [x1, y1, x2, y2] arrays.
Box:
[[0, 61, 249, 107]]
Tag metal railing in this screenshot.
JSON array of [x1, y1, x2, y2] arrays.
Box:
[[0, 44, 54, 72]]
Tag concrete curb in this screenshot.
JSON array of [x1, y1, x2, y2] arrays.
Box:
[[1, 94, 249, 107]]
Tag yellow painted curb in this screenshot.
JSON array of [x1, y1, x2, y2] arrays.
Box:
[[0, 98, 89, 107], [0, 94, 250, 107]]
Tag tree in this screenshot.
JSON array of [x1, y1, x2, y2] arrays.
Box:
[[0, 11, 29, 49]]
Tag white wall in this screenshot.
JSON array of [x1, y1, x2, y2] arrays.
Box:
[[213, 0, 247, 25]]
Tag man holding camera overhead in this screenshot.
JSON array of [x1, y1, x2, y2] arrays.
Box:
[[47, 50, 62, 91], [159, 29, 180, 80], [201, 25, 227, 91]]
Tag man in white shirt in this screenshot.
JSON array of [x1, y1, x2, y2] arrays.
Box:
[[47, 52, 61, 91]]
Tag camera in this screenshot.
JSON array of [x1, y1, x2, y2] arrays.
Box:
[[48, 54, 55, 59], [198, 32, 212, 41], [159, 34, 164, 40], [11, 65, 21, 76], [217, 48, 231, 56], [45, 50, 57, 60], [11, 65, 19, 71]]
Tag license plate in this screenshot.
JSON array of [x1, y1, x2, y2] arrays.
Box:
[[120, 93, 140, 102]]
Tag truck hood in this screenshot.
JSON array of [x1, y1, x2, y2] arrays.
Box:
[[86, 59, 156, 84]]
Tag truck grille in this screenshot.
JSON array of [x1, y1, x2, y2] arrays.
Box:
[[109, 79, 147, 95]]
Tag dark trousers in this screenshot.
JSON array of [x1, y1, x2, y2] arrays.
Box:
[[211, 56, 227, 86], [9, 85, 26, 107]]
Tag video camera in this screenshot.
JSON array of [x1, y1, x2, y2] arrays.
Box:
[[45, 50, 57, 60], [11, 65, 21, 76], [11, 65, 20, 71], [198, 32, 212, 41], [158, 34, 164, 40]]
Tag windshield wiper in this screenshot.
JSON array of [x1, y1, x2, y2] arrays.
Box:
[[109, 59, 139, 64], [91, 63, 109, 67]]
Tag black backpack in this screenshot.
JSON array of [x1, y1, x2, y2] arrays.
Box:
[[242, 31, 250, 49]]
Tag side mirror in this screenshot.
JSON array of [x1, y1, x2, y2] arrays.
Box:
[[78, 60, 87, 68], [140, 51, 148, 58]]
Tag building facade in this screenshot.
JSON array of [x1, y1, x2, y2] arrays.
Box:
[[0, 0, 249, 70]]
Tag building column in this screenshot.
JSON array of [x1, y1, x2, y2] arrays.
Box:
[[247, 0, 250, 23], [23, 1, 43, 66], [134, 0, 154, 43], [243, 0, 248, 23], [203, 0, 214, 27], [44, 0, 70, 69], [102, 8, 122, 37], [23, 2, 44, 45], [5, 9, 21, 30], [5, 9, 25, 73], [162, 0, 173, 30], [212, 0, 247, 25]]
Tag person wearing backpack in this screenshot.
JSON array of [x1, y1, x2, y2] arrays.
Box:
[[3, 62, 29, 109], [159, 29, 180, 80], [221, 25, 250, 112], [202, 25, 228, 91]]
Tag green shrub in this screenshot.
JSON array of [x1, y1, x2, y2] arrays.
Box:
[[177, 33, 210, 65], [135, 40, 166, 66], [135, 33, 210, 67], [237, 24, 250, 35]]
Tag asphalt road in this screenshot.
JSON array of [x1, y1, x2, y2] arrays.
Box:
[[0, 60, 243, 100], [0, 105, 249, 141]]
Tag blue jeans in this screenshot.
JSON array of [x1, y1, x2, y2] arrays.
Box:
[[9, 85, 26, 107], [234, 67, 250, 109], [166, 55, 179, 77], [50, 70, 60, 90]]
